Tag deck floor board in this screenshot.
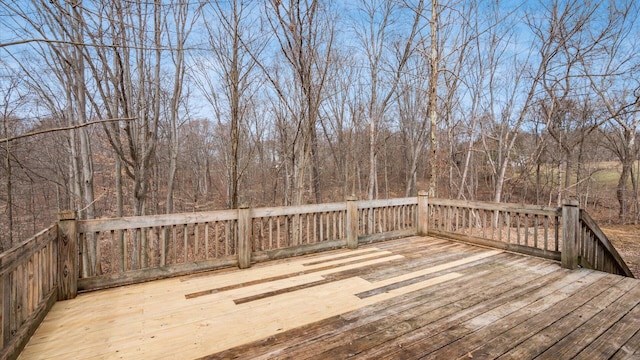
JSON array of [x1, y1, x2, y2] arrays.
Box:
[[18, 236, 640, 359]]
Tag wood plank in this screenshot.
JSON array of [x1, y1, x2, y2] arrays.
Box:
[[184, 251, 397, 299], [420, 271, 613, 359], [260, 259, 562, 360], [301, 248, 381, 266], [496, 276, 639, 359], [573, 302, 640, 359], [610, 324, 640, 359], [200, 255, 547, 360], [449, 273, 628, 359], [535, 278, 640, 359], [18, 236, 640, 360], [363, 268, 591, 359], [354, 250, 500, 298]]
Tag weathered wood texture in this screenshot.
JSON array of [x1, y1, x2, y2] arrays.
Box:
[[357, 197, 418, 242], [578, 210, 634, 277], [74, 198, 422, 290], [427, 198, 561, 260], [56, 211, 76, 300], [76, 210, 239, 281], [19, 236, 640, 360], [427, 199, 632, 277], [71, 196, 633, 291], [0, 225, 58, 360], [562, 200, 580, 270]]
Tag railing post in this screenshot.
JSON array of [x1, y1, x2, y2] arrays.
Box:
[[57, 210, 77, 300], [561, 199, 580, 270], [346, 196, 358, 249], [417, 191, 429, 236], [237, 203, 252, 269]]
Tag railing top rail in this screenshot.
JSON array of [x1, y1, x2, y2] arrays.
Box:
[[0, 224, 57, 277], [252, 202, 346, 218], [357, 197, 418, 209], [428, 198, 560, 217], [78, 209, 238, 233], [579, 210, 634, 278]]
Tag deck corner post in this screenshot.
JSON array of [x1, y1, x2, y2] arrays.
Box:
[[346, 195, 359, 249], [237, 203, 252, 269], [57, 210, 78, 300], [417, 191, 429, 236], [561, 199, 580, 270]]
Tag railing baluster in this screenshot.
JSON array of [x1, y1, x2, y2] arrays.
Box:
[[543, 216, 549, 251]]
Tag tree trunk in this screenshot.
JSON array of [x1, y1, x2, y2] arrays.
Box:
[[428, 0, 439, 198]]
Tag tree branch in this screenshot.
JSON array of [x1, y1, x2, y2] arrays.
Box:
[[1, 118, 136, 143]]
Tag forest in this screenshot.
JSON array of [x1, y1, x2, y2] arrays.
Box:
[[1, 0, 639, 251]]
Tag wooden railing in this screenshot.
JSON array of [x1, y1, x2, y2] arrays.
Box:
[[250, 202, 348, 263], [357, 198, 418, 243], [425, 197, 561, 261], [75, 198, 417, 291], [1, 195, 635, 359], [76, 210, 239, 290], [577, 210, 634, 277], [0, 225, 58, 360]]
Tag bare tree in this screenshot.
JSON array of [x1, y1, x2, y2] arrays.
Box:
[[195, 0, 261, 209], [263, 0, 337, 205], [578, 0, 640, 219], [355, 0, 423, 200]]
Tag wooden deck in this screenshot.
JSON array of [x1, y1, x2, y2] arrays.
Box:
[[19, 236, 640, 359]]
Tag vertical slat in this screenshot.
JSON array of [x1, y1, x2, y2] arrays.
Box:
[[195, 224, 200, 259], [461, 207, 467, 234], [183, 224, 188, 263], [171, 226, 177, 263], [489, 211, 498, 240], [110, 231, 117, 273], [555, 215, 560, 252], [544, 216, 549, 251], [204, 223, 210, 260], [533, 215, 539, 249], [260, 219, 265, 251], [590, 230, 596, 268], [481, 210, 486, 239], [10, 269, 18, 339], [118, 229, 125, 272], [497, 211, 503, 243], [18, 263, 24, 325], [0, 272, 12, 347], [139, 228, 149, 269], [34, 252, 39, 310], [516, 214, 521, 245], [313, 213, 318, 243], [225, 221, 231, 256], [268, 218, 273, 250], [160, 227, 167, 267], [524, 214, 529, 247], [306, 214, 310, 244], [276, 217, 281, 249], [3, 272, 12, 346], [214, 222, 220, 258]]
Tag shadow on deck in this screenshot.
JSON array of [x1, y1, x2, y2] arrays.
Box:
[[20, 235, 640, 359]]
